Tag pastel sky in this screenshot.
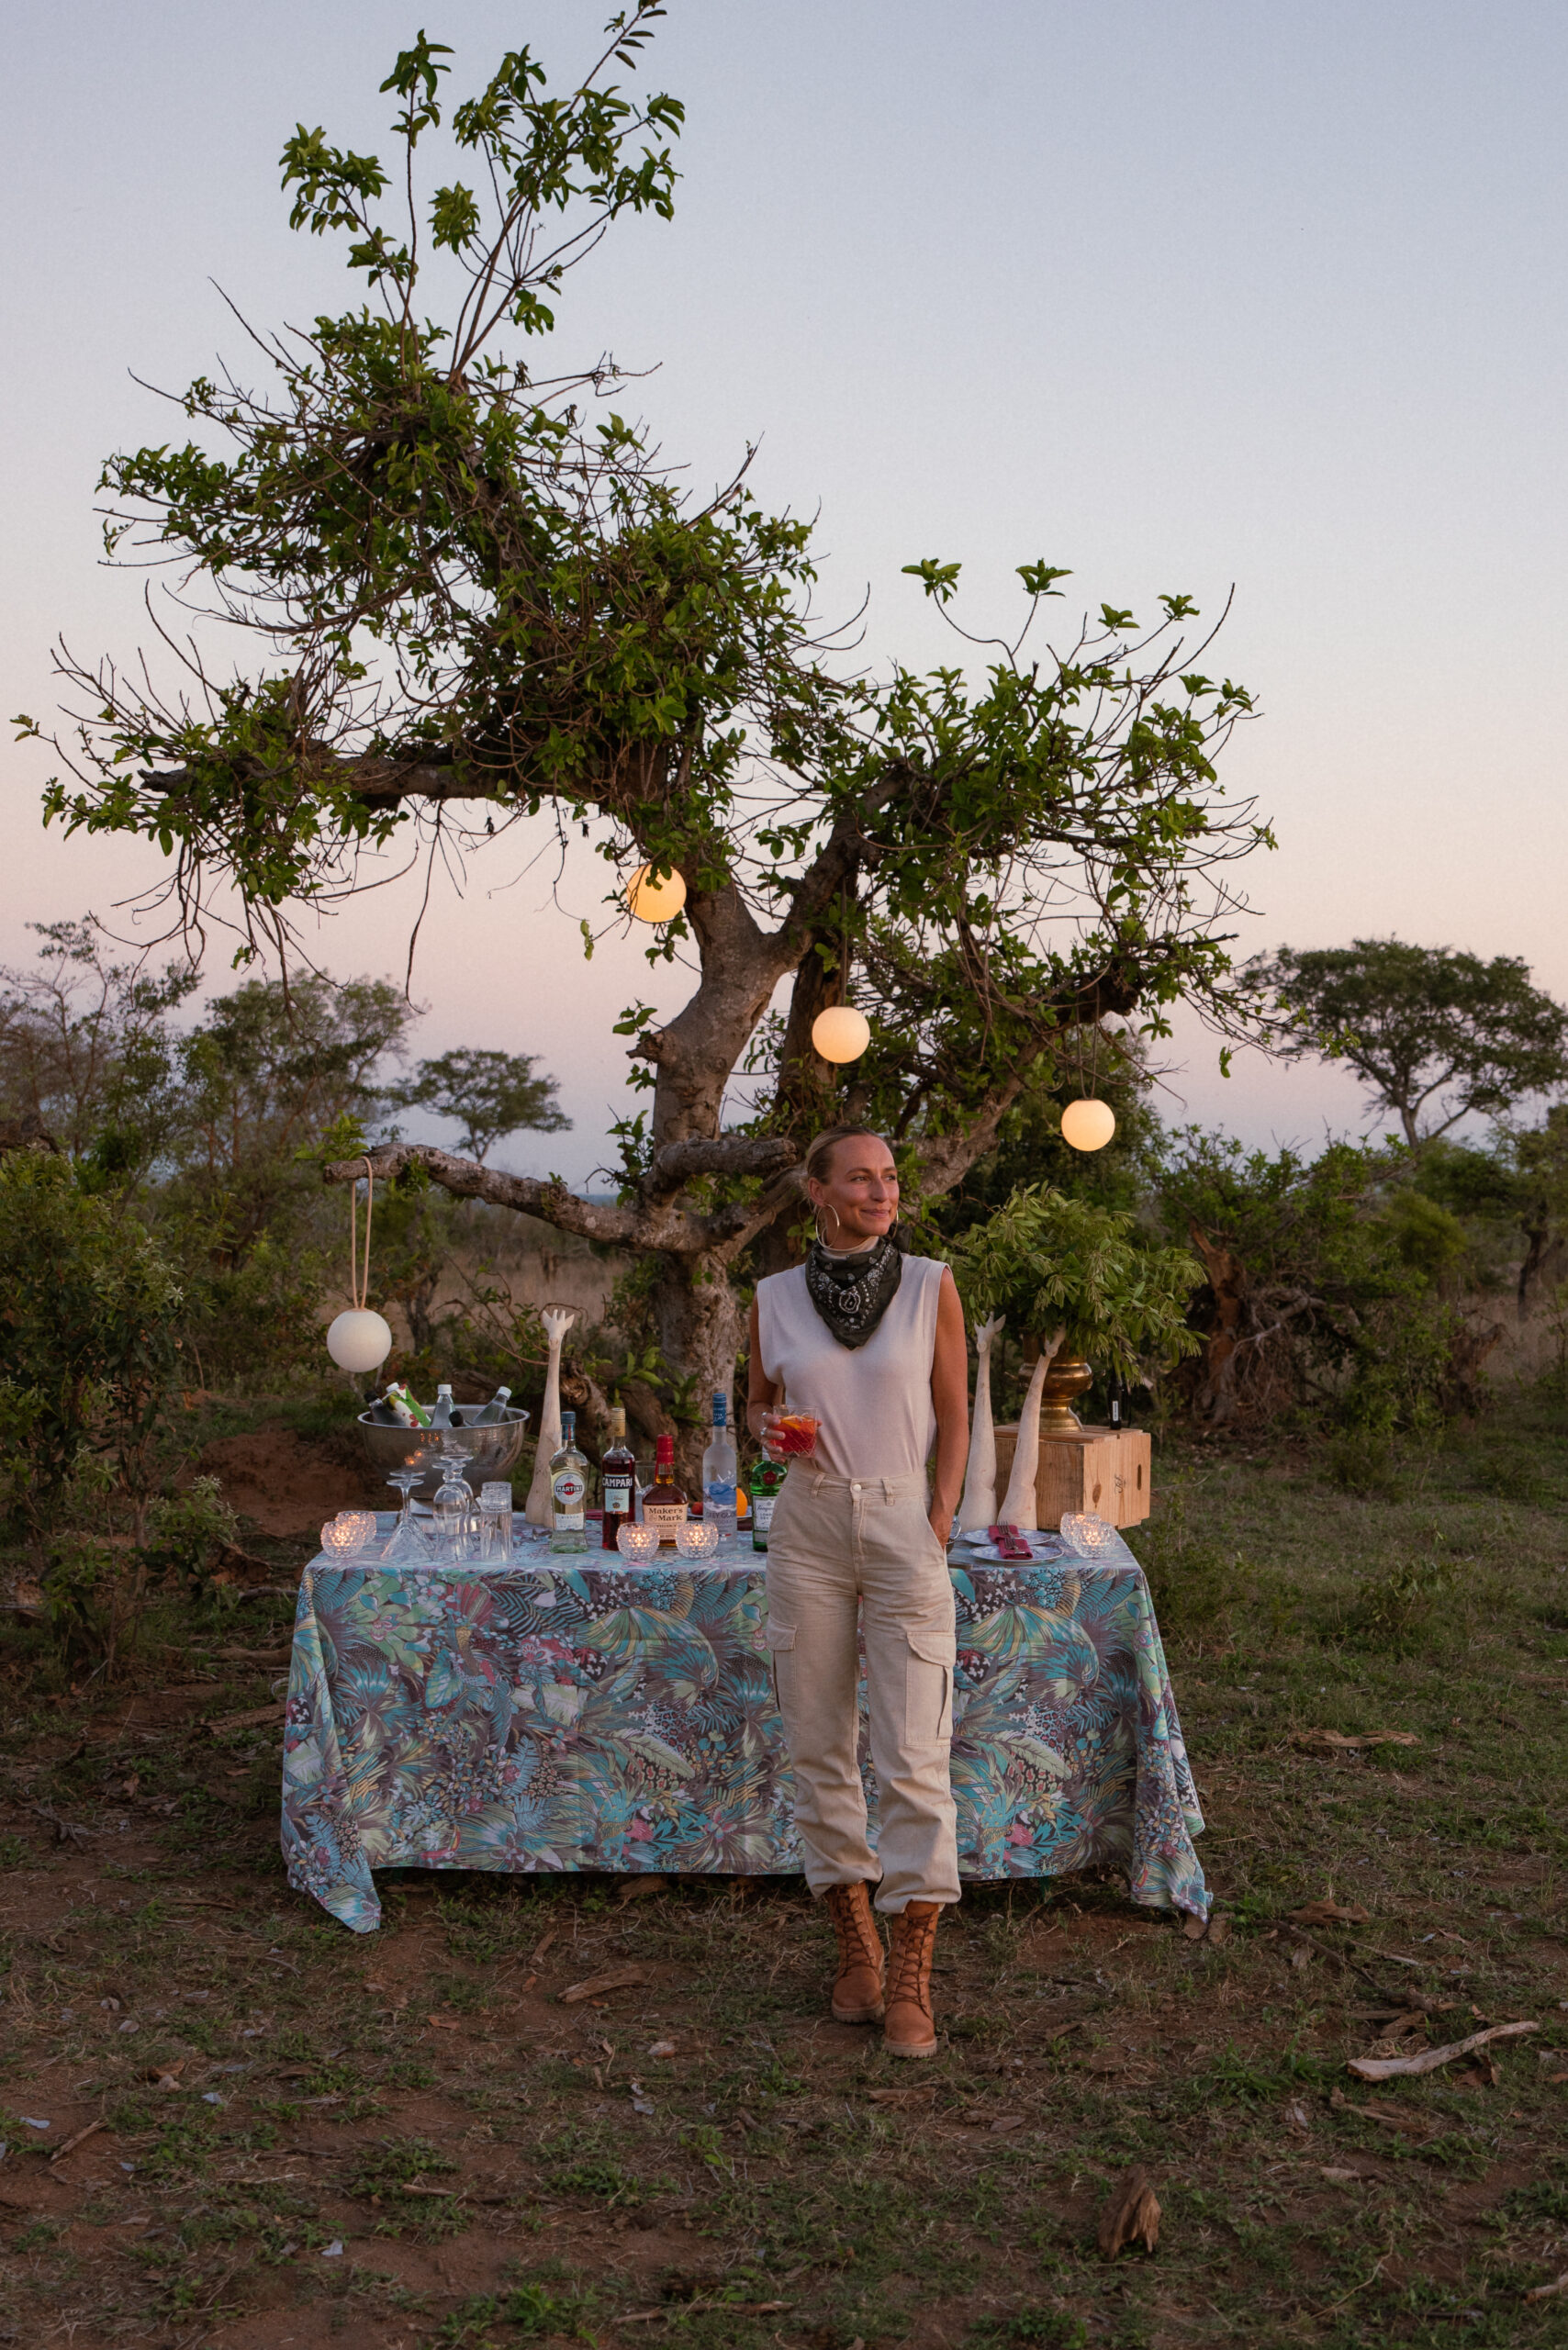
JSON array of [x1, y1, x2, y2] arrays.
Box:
[[4, 1, 1564, 1184]]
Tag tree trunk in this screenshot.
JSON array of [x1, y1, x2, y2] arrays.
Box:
[[650, 1247, 747, 1489]]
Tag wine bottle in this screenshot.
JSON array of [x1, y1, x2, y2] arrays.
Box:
[[749, 1456, 786, 1553], [700, 1392, 738, 1541], [384, 1382, 431, 1428], [599, 1406, 636, 1550], [549, 1411, 588, 1555], [643, 1433, 689, 1547], [472, 1384, 513, 1425], [428, 1384, 456, 1428]]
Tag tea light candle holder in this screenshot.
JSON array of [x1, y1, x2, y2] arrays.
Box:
[[1058, 1511, 1116, 1557], [616, 1521, 663, 1563], [675, 1519, 722, 1560], [320, 1512, 376, 1558]]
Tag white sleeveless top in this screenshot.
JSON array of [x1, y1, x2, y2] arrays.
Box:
[[756, 1253, 946, 1481]]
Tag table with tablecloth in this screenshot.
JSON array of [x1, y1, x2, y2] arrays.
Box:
[[280, 1529, 1207, 1933]]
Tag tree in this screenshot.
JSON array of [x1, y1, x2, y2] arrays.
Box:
[[21, 12, 1271, 1455], [0, 919, 198, 1184], [1249, 939, 1568, 1148], [383, 1045, 569, 1162]]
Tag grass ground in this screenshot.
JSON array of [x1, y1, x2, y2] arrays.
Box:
[[0, 1393, 1566, 2348]]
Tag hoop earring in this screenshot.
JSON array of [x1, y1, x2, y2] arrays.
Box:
[[812, 1200, 841, 1247]]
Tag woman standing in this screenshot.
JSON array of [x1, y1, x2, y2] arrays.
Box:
[[748, 1125, 969, 2057]]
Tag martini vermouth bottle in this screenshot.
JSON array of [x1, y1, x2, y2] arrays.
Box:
[[549, 1411, 588, 1555]]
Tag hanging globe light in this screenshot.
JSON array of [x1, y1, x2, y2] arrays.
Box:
[[1059, 1098, 1116, 1152], [811, 1005, 871, 1063], [326, 1307, 393, 1373], [625, 863, 687, 922]]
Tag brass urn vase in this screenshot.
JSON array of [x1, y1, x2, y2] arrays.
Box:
[[1038, 1349, 1093, 1432]]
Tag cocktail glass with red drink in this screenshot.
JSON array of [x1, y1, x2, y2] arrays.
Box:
[[762, 1409, 820, 1461]]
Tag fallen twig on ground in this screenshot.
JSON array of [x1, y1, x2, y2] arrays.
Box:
[[1348, 2020, 1538, 2082]]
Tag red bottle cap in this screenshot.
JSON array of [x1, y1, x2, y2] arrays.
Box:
[[655, 1432, 675, 1463]]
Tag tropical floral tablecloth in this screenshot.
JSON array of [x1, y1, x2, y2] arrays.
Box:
[[282, 1533, 1207, 1933]]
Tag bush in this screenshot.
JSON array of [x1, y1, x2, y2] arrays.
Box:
[[0, 1149, 183, 1551], [141, 1478, 241, 1595], [1337, 1552, 1457, 1655]]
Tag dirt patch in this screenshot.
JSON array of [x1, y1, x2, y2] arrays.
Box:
[[197, 1424, 385, 1537]]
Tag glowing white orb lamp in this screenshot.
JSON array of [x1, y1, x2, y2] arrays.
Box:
[[326, 1308, 393, 1373], [1059, 1098, 1116, 1153], [626, 863, 688, 923], [811, 1005, 871, 1064]]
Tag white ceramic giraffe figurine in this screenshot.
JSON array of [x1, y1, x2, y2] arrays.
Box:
[[958, 1314, 1005, 1534], [998, 1326, 1065, 1532], [524, 1306, 577, 1527]]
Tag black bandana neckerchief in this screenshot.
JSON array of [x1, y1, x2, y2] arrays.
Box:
[[803, 1234, 903, 1349]]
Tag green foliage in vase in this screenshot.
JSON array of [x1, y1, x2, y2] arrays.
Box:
[[946, 1184, 1204, 1383]]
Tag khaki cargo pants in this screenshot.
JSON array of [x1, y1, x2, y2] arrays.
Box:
[[763, 1468, 960, 1915]]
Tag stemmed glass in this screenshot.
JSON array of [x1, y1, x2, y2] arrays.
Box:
[[431, 1438, 478, 1561], [381, 1469, 432, 1563]]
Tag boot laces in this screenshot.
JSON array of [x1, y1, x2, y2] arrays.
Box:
[[887, 1906, 938, 2012], [825, 1885, 882, 1972]]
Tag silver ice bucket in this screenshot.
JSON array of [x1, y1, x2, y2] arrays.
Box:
[[355, 1405, 531, 1503]]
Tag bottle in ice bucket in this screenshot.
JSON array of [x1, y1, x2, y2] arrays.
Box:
[[599, 1406, 636, 1550], [428, 1383, 456, 1428], [644, 1433, 689, 1547], [700, 1392, 738, 1541], [380, 1382, 430, 1427], [549, 1411, 588, 1554], [472, 1384, 512, 1425], [750, 1455, 786, 1552]]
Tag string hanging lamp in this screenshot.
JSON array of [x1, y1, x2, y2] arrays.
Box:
[[1060, 1000, 1116, 1153], [326, 1158, 393, 1372], [810, 885, 870, 1063]]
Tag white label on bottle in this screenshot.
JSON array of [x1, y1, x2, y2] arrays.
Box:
[[644, 1498, 688, 1538], [602, 1473, 633, 1515], [552, 1469, 586, 1528], [752, 1494, 777, 1532]]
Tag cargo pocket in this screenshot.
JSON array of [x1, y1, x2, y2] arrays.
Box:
[[902, 1616, 956, 1746], [763, 1618, 796, 1713]]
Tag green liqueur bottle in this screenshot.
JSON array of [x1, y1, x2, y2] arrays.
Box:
[[749, 1455, 787, 1553]]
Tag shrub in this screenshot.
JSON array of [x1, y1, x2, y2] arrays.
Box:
[[0, 1150, 183, 1552]]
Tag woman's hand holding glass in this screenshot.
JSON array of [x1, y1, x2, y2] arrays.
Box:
[[759, 1409, 820, 1463]]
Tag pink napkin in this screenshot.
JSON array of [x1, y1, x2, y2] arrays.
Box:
[[986, 1524, 1035, 1561]]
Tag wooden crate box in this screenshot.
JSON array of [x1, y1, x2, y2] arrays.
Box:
[[991, 1424, 1151, 1530]]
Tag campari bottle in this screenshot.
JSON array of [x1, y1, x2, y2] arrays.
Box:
[[549, 1411, 588, 1555], [643, 1433, 689, 1548], [599, 1406, 636, 1550]]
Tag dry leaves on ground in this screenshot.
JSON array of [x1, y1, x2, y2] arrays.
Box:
[[558, 1966, 652, 2006], [1288, 1899, 1371, 1927], [1292, 1729, 1418, 1752], [1098, 2165, 1161, 2258]]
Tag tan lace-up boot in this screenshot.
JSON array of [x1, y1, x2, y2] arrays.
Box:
[[883, 1899, 941, 2057], [823, 1882, 885, 2023]]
